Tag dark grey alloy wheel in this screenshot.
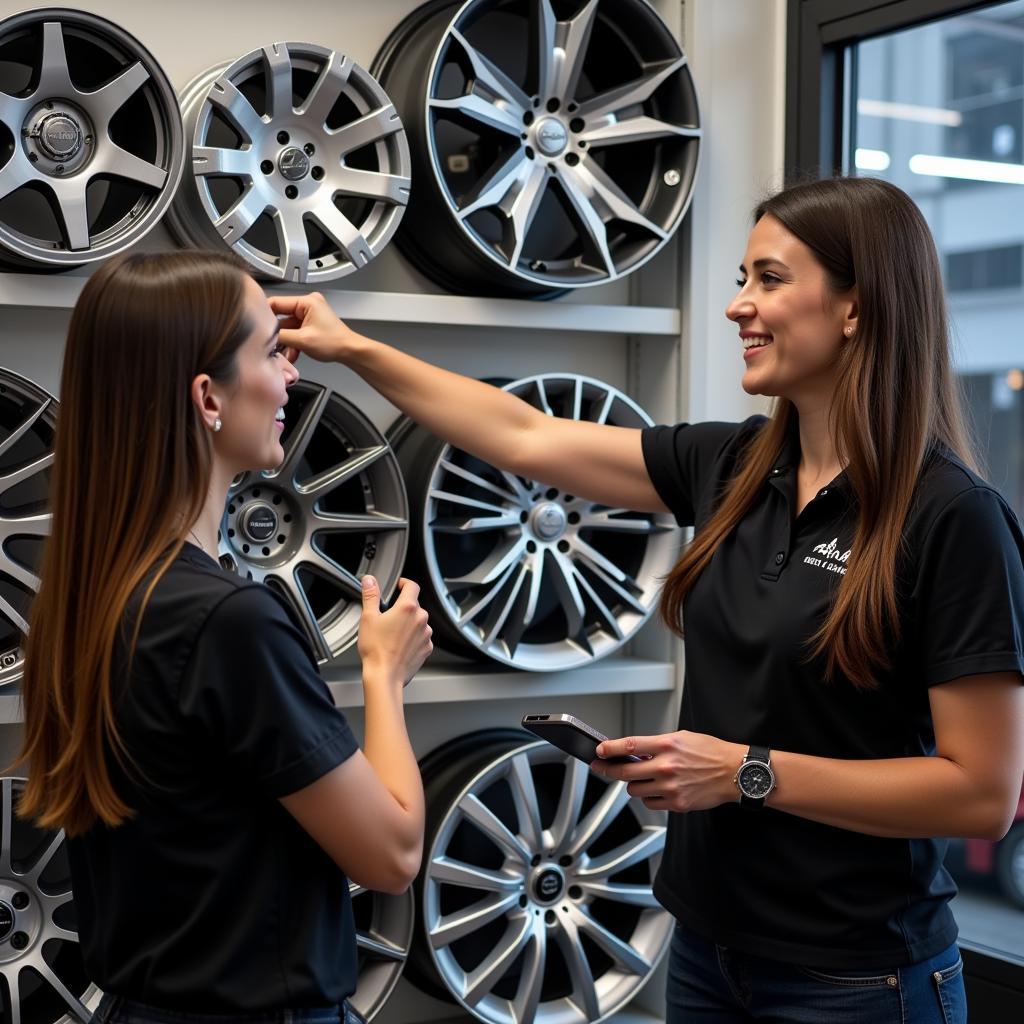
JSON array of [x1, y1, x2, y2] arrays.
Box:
[[218, 380, 408, 665], [405, 731, 671, 1024], [0, 369, 57, 690], [372, 0, 701, 296], [0, 8, 183, 268], [389, 373, 679, 671], [0, 777, 100, 1024], [167, 42, 411, 284], [349, 881, 415, 1021]]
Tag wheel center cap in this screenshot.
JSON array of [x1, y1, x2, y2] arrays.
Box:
[[35, 112, 83, 160], [278, 146, 310, 181], [531, 502, 567, 541], [0, 902, 14, 942], [533, 868, 564, 903], [240, 502, 279, 543], [534, 117, 568, 156]]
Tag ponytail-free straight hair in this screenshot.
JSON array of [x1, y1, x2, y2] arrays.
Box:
[[17, 250, 251, 835], [660, 177, 977, 687]]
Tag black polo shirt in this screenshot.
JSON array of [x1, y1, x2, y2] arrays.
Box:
[[67, 543, 360, 1010], [642, 415, 1024, 969]]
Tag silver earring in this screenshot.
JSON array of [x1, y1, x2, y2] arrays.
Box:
[[213, 418, 222, 432], [844, 327, 854, 338]]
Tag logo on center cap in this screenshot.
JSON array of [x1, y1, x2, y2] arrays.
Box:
[[535, 117, 568, 156], [0, 902, 14, 942], [243, 503, 278, 543], [535, 869, 563, 901], [37, 113, 83, 159], [278, 147, 310, 181]]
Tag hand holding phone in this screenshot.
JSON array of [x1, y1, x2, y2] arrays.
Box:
[[521, 714, 645, 764]]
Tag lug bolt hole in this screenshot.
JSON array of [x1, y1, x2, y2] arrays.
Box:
[[520, 511, 528, 524], [545, 488, 558, 500], [285, 185, 298, 199], [283, 514, 293, 524], [544, 909, 556, 924], [525, 145, 535, 160], [567, 102, 578, 113], [526, 540, 537, 553], [569, 885, 583, 899], [519, 895, 528, 908], [531, 854, 541, 867], [261, 160, 273, 175], [557, 540, 570, 553], [227, 528, 236, 538], [277, 130, 290, 144], [242, 544, 250, 554], [262, 547, 271, 556], [303, 143, 315, 156], [523, 111, 534, 126], [565, 153, 580, 166], [569, 117, 585, 133], [11, 892, 29, 910], [532, 97, 541, 108], [559, 855, 572, 867], [546, 98, 560, 113], [312, 166, 325, 181], [277, 534, 286, 544], [272, 494, 282, 505], [252, 489, 261, 498], [567, 511, 580, 525], [10, 932, 28, 950]]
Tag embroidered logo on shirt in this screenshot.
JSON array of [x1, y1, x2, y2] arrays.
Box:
[[803, 537, 851, 575]]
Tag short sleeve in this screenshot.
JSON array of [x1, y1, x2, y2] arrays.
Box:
[[911, 486, 1024, 687], [178, 585, 359, 797], [641, 417, 766, 527]]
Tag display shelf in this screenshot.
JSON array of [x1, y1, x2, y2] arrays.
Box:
[[0, 272, 680, 336], [431, 1011, 662, 1024], [0, 657, 673, 724]]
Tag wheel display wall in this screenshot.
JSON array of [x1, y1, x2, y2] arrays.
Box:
[[167, 42, 410, 284], [372, 0, 701, 297], [390, 373, 679, 672], [218, 379, 409, 666], [0, 8, 183, 268], [405, 730, 672, 1024]]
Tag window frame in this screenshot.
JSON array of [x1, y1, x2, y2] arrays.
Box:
[[785, 0, 1024, 1013]]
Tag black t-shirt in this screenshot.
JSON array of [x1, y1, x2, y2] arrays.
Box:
[[642, 416, 1024, 969], [67, 543, 360, 1010]]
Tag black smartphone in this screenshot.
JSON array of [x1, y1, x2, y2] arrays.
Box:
[[521, 714, 644, 764]]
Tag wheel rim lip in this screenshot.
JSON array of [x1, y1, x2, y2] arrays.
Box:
[[218, 379, 409, 663], [348, 882, 414, 1021], [0, 7, 184, 265], [418, 0, 702, 290], [0, 777, 103, 1024], [422, 740, 672, 1024], [174, 42, 411, 284], [415, 373, 680, 671], [0, 369, 57, 690]]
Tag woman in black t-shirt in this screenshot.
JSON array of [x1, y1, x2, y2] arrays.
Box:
[[17, 251, 433, 1024], [271, 177, 1024, 1024]]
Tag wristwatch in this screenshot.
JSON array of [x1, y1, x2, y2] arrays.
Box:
[[734, 745, 775, 808]]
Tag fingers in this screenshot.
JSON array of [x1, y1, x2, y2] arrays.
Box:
[[394, 577, 421, 605], [360, 574, 381, 614], [596, 735, 659, 760], [268, 293, 323, 317]]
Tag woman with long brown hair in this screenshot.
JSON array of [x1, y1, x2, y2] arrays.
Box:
[[272, 177, 1024, 1023], [16, 250, 432, 1024]]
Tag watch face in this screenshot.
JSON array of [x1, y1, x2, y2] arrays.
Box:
[[739, 761, 774, 799]]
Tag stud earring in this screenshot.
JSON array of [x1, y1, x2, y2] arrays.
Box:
[[844, 326, 854, 338], [213, 418, 222, 432]]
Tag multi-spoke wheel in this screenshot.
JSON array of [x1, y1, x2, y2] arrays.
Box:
[[0, 9, 183, 268], [218, 380, 408, 664], [0, 777, 100, 1024], [390, 374, 678, 671], [349, 881, 414, 1021], [406, 731, 671, 1024], [0, 370, 56, 690], [372, 0, 701, 296], [167, 42, 410, 284]]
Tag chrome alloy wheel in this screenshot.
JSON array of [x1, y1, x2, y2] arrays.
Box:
[[391, 374, 678, 671], [0, 778, 101, 1024], [0, 370, 57, 690], [218, 380, 408, 664], [373, 0, 701, 296], [168, 42, 411, 284], [410, 734, 670, 1024], [0, 8, 183, 267], [349, 881, 414, 1021]]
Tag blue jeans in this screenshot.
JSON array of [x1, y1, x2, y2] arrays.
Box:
[[91, 995, 364, 1024], [665, 924, 967, 1023]]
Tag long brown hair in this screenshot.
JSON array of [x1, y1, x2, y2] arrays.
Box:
[[661, 177, 977, 687], [16, 250, 251, 835]]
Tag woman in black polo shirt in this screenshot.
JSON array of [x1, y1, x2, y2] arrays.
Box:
[[17, 251, 433, 1024], [272, 176, 1024, 1023]]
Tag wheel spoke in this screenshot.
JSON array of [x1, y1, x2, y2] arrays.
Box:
[[574, 532, 642, 585], [528, 0, 558, 99], [0, 91, 29, 130], [553, 915, 600, 1020], [505, 160, 549, 268], [270, 207, 310, 283], [274, 569, 331, 664], [568, 565, 623, 640], [548, 756, 588, 852], [192, 145, 253, 179], [446, 536, 527, 587], [456, 560, 521, 628], [33, 960, 91, 1024], [48, 183, 91, 251], [356, 932, 407, 962], [431, 856, 523, 894], [429, 93, 524, 137], [577, 55, 688, 121], [572, 905, 651, 976], [431, 509, 521, 533], [430, 891, 522, 948], [579, 509, 666, 534], [0, 553, 41, 594], [0, 778, 13, 873], [0, 453, 53, 496], [457, 150, 530, 219], [89, 61, 150, 127], [593, 390, 616, 424], [482, 563, 533, 651], [577, 826, 665, 880], [549, 550, 586, 637], [511, 926, 546, 1023], [0, 399, 52, 461], [550, 0, 600, 101], [263, 44, 294, 120], [308, 203, 371, 269], [508, 752, 544, 850], [330, 105, 403, 156], [430, 489, 513, 519], [461, 793, 532, 864], [299, 445, 391, 500], [26, 830, 64, 884], [305, 549, 363, 599], [348, 881, 367, 898], [334, 167, 411, 206], [50, 925, 79, 943], [580, 880, 660, 907], [0, 595, 29, 637], [565, 160, 667, 239], [449, 28, 530, 113], [213, 189, 266, 243], [556, 175, 614, 277], [271, 387, 330, 482], [0, 156, 30, 202], [95, 143, 169, 190], [299, 53, 353, 126], [580, 114, 701, 148], [564, 780, 631, 858], [463, 914, 533, 1006], [311, 511, 407, 533], [207, 77, 267, 145], [37, 21, 74, 96]]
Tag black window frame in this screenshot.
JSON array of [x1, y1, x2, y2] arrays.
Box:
[[785, 0, 1024, 1015]]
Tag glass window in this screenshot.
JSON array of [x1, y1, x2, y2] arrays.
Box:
[[848, 0, 1024, 967]]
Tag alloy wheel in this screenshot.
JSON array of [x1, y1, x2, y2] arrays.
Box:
[[349, 882, 415, 1021], [373, 0, 701, 296], [0, 8, 183, 268], [218, 380, 408, 664], [168, 42, 411, 283]]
